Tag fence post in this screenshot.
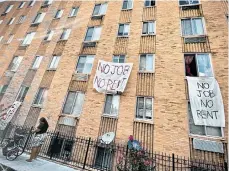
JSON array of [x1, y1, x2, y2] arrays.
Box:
[[224, 162, 228, 171], [50, 131, 59, 160], [83, 137, 91, 169], [22, 126, 33, 152], [172, 153, 175, 171]]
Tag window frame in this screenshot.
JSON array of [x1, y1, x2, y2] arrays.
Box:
[[4, 5, 14, 14], [33, 88, 47, 106], [62, 91, 85, 117], [28, 0, 36, 7], [0, 85, 8, 95], [139, 54, 155, 73], [31, 55, 43, 69], [6, 34, 14, 44], [59, 28, 71, 40], [18, 1, 26, 9], [54, 9, 63, 19], [135, 96, 153, 121], [15, 85, 29, 102], [180, 17, 206, 37], [117, 23, 130, 37], [179, 0, 200, 6], [0, 20, 3, 24], [48, 56, 60, 70], [17, 15, 26, 24], [84, 26, 102, 42], [44, 30, 54, 41], [187, 101, 224, 138], [0, 36, 3, 43], [76, 55, 95, 74], [32, 12, 46, 24], [8, 17, 15, 25], [122, 0, 133, 10], [8, 56, 23, 72], [21, 32, 36, 46], [183, 53, 214, 77], [112, 55, 125, 63], [68, 7, 78, 17], [142, 21, 156, 35], [144, 0, 156, 7], [103, 94, 120, 117], [92, 3, 108, 16]]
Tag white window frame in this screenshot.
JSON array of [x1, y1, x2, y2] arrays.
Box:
[[69, 7, 78, 17], [21, 32, 36, 46], [0, 36, 3, 43], [179, 0, 200, 6], [28, 0, 36, 7], [0, 20, 3, 24], [112, 55, 125, 63], [76, 55, 95, 74], [44, 30, 54, 41], [181, 17, 206, 37], [103, 94, 120, 117], [43, 0, 53, 6], [31, 56, 43, 69], [32, 12, 46, 24], [62, 91, 85, 117], [54, 9, 63, 19], [117, 23, 130, 37], [84, 26, 102, 42], [8, 17, 15, 25], [136, 96, 153, 121], [144, 0, 156, 7], [9, 56, 23, 72], [92, 3, 108, 16], [48, 56, 60, 70], [18, 2, 26, 9], [187, 102, 224, 138], [17, 15, 26, 24], [142, 21, 156, 35], [139, 54, 155, 73], [60, 29, 71, 40], [33, 88, 47, 106], [122, 0, 133, 10], [7, 34, 14, 44], [16, 85, 29, 102], [184, 53, 214, 77], [4, 5, 14, 14]]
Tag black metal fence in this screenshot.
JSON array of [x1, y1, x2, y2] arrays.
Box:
[[0, 124, 228, 171]]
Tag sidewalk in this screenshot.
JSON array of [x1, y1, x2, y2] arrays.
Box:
[[0, 151, 79, 171]]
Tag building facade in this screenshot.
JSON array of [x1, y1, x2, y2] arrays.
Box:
[[0, 0, 228, 161]]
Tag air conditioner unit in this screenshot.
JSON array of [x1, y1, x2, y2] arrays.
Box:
[[58, 116, 76, 127], [73, 72, 89, 81], [184, 37, 207, 44]]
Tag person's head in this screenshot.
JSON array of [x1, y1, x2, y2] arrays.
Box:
[[39, 117, 49, 127]]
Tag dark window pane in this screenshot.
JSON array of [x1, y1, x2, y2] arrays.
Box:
[[122, 0, 128, 9], [118, 24, 124, 36], [63, 92, 76, 114], [85, 28, 94, 41], [93, 5, 100, 15]]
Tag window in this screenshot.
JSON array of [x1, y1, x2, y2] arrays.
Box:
[[18, 2, 26, 9], [62, 91, 85, 116], [48, 56, 60, 70], [7, 34, 14, 44], [28, 0, 36, 7], [31, 56, 43, 69], [16, 85, 29, 102], [0, 36, 3, 43], [145, 0, 155, 7], [32, 12, 46, 24], [3, 5, 14, 14], [21, 32, 36, 46], [184, 54, 213, 77], [76, 55, 95, 74], [188, 103, 222, 137], [112, 55, 125, 63], [142, 21, 155, 35], [69, 7, 78, 17], [33, 88, 47, 106], [8, 56, 23, 72], [139, 54, 155, 72], [181, 18, 205, 36], [0, 20, 3, 24], [17, 15, 26, 24], [118, 24, 130, 36], [44, 30, 54, 41], [54, 9, 63, 19], [60, 29, 71, 40], [122, 0, 133, 10], [179, 0, 199, 6], [92, 3, 107, 16], [95, 147, 112, 170], [136, 97, 153, 120], [84, 27, 102, 41], [103, 94, 120, 116], [0, 85, 8, 95], [43, 0, 53, 6], [8, 18, 15, 25]]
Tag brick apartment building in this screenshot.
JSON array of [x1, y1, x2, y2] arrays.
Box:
[[0, 0, 228, 162]]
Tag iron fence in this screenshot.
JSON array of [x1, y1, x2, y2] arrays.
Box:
[[0, 124, 228, 171]]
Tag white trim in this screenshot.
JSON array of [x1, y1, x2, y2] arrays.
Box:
[[139, 54, 155, 73], [135, 96, 153, 121], [142, 21, 156, 35], [178, 0, 200, 6]]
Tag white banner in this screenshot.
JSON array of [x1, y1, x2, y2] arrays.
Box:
[[93, 60, 133, 94], [0, 101, 21, 130], [187, 77, 225, 127]]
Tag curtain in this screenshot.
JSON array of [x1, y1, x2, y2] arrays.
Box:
[[196, 54, 213, 77]]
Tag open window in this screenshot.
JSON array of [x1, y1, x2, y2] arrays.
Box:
[[184, 54, 213, 77]]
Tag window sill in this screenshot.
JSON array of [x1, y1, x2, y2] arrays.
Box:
[[102, 114, 118, 119], [143, 6, 156, 8], [182, 35, 206, 38], [189, 134, 225, 141], [31, 104, 42, 108], [141, 34, 156, 37], [91, 15, 104, 19], [121, 9, 132, 11], [117, 35, 129, 38], [46, 68, 57, 71], [134, 119, 153, 124], [60, 113, 80, 119], [179, 4, 200, 7], [138, 71, 154, 74]]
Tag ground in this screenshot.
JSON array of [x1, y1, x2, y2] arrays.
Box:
[[0, 151, 78, 171]]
